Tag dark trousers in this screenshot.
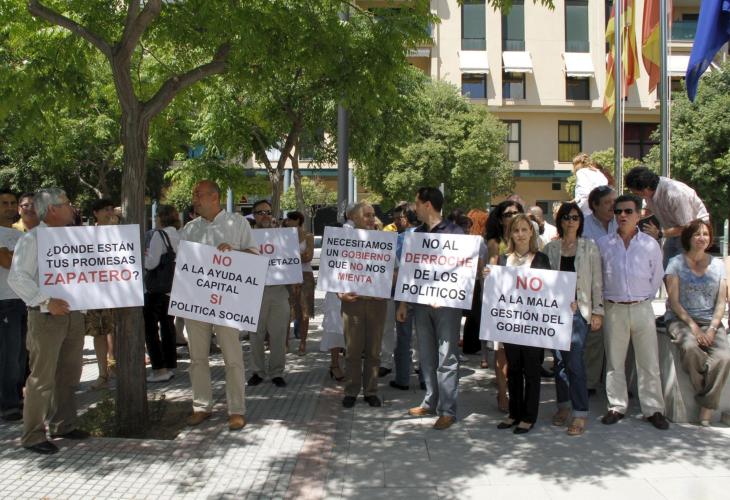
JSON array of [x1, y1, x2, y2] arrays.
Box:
[[0, 299, 25, 414], [462, 280, 482, 354], [505, 343, 543, 423], [143, 293, 178, 370]]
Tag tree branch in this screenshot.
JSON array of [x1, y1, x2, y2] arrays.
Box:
[[118, 0, 162, 61], [28, 0, 112, 58], [251, 129, 276, 176], [142, 43, 230, 121]]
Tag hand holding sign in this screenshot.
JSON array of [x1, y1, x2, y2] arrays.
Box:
[[480, 266, 576, 351]]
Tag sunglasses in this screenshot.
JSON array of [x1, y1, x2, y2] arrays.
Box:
[[613, 208, 635, 215], [502, 211, 519, 218], [254, 210, 272, 216], [561, 214, 580, 221]]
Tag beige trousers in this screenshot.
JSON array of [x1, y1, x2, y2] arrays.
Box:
[[185, 319, 245, 415], [342, 299, 387, 397], [250, 285, 289, 378], [22, 311, 85, 446], [668, 320, 730, 410], [604, 301, 665, 416]]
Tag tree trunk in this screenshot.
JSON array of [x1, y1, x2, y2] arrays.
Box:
[[114, 109, 149, 436], [269, 169, 284, 220], [291, 141, 307, 224]]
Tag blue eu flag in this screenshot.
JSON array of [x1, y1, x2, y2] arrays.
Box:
[[686, 0, 730, 101]]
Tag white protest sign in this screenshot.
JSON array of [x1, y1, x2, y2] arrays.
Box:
[[316, 226, 397, 299], [168, 240, 268, 330], [480, 265, 577, 350], [394, 232, 480, 309], [252, 227, 303, 285], [37, 224, 143, 310]]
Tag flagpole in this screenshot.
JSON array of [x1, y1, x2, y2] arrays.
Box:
[[659, 0, 670, 178], [614, 0, 624, 194]]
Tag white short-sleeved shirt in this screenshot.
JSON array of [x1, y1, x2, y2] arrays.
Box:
[[0, 226, 23, 300], [180, 210, 257, 252]]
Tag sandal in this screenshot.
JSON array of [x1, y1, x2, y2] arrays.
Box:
[[567, 417, 587, 436], [552, 408, 571, 427], [480, 359, 489, 369], [497, 393, 509, 413], [297, 340, 307, 356], [329, 365, 345, 382]]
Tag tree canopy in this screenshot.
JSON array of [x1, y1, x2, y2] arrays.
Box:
[[352, 76, 514, 210], [645, 63, 730, 224]]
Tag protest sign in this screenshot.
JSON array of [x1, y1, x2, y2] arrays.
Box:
[[251, 227, 303, 285], [168, 240, 268, 330], [37, 224, 143, 310], [394, 232, 480, 309], [316, 226, 397, 299], [480, 265, 577, 350]]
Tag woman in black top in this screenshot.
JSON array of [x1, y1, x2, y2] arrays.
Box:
[[485, 213, 550, 434]]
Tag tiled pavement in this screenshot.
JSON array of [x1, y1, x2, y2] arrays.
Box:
[[1, 296, 729, 499]]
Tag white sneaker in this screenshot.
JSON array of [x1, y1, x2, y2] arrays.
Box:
[[147, 370, 174, 383]]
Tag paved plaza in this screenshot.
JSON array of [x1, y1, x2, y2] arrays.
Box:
[[1, 293, 729, 500]]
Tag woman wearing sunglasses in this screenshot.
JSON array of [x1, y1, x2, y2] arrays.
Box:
[[543, 202, 604, 436]]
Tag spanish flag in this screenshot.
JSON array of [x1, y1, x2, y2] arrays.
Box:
[[603, 0, 640, 121], [641, 0, 661, 93]]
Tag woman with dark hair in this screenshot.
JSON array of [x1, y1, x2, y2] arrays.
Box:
[[283, 211, 315, 355], [485, 200, 524, 412], [543, 202, 604, 435], [485, 213, 551, 434], [144, 204, 181, 383], [666, 219, 729, 425]]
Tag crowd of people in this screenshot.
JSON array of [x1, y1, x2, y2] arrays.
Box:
[[1, 156, 729, 455]]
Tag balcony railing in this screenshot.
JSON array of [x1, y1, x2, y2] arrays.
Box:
[[671, 20, 697, 41]]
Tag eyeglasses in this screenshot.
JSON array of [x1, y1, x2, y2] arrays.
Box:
[[502, 211, 519, 218], [613, 208, 635, 215], [561, 214, 581, 221], [254, 210, 272, 216]]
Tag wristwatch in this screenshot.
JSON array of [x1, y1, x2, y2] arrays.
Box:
[[40, 298, 51, 308], [707, 325, 717, 333]]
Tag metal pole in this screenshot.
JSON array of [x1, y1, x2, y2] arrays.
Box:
[[151, 199, 158, 229], [337, 6, 350, 223], [659, 0, 670, 178], [614, 0, 624, 194], [723, 219, 729, 259], [226, 187, 233, 213]]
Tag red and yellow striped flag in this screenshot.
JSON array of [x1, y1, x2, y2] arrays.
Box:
[[603, 0, 639, 121], [642, 0, 673, 94]]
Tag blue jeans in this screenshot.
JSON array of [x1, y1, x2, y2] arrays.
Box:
[[0, 299, 26, 415], [554, 312, 589, 417], [414, 304, 462, 417], [394, 302, 425, 387]]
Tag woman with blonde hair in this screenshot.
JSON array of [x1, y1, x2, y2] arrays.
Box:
[[484, 213, 551, 434], [573, 153, 608, 215]]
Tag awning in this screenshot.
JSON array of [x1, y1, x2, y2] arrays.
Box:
[[460, 50, 489, 73], [563, 53, 594, 78], [668, 54, 690, 77], [502, 51, 533, 73]]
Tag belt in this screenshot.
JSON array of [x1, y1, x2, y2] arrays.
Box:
[[606, 299, 646, 305]]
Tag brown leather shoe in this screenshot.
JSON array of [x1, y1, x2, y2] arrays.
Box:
[[228, 414, 246, 430], [408, 406, 434, 417], [433, 416, 456, 430], [186, 411, 212, 426]]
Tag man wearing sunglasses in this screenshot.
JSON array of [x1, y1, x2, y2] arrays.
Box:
[[247, 200, 289, 389], [625, 166, 709, 268], [596, 194, 669, 430]]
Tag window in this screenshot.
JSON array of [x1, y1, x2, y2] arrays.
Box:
[[670, 77, 684, 95], [298, 130, 325, 161], [502, 0, 525, 51], [558, 121, 582, 162], [566, 77, 590, 100], [504, 120, 521, 162], [462, 73, 487, 98], [624, 123, 658, 160], [462, 0, 486, 50], [565, 0, 589, 52], [503, 72, 526, 99]]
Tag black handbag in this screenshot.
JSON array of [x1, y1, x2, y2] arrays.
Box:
[[144, 230, 176, 293]]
